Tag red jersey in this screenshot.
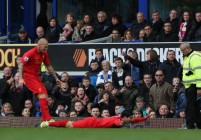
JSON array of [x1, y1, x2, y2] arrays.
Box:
[[21, 47, 50, 76], [72, 116, 122, 128]]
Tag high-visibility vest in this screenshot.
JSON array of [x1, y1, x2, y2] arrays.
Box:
[[41, 63, 46, 72], [182, 51, 201, 88]]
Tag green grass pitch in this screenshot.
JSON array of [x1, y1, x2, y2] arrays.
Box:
[[1, 127, 201, 140]]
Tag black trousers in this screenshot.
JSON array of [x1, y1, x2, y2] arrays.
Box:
[[185, 84, 201, 129]]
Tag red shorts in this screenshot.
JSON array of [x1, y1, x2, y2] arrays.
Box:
[[24, 73, 47, 95]]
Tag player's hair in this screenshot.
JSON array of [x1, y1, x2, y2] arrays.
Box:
[[121, 109, 133, 118]]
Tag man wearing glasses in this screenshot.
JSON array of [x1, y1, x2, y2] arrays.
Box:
[[149, 70, 174, 116]]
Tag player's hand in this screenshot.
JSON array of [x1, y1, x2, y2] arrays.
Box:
[[7, 75, 14, 85], [18, 78, 24, 87]]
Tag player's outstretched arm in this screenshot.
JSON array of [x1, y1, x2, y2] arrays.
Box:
[[46, 64, 61, 86], [18, 62, 25, 87], [131, 115, 150, 123]]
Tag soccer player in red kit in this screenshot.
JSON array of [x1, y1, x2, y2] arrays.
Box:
[[40, 110, 150, 128], [18, 38, 61, 122]]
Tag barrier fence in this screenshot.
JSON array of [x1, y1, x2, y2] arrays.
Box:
[[0, 117, 185, 128]]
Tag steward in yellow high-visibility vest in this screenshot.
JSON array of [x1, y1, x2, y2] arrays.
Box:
[[180, 42, 201, 129]]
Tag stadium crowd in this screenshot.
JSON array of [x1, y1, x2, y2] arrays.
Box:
[[14, 9, 201, 44], [0, 9, 201, 128]]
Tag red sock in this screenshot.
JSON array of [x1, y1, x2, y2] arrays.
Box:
[[49, 120, 69, 127], [39, 98, 51, 121], [131, 116, 150, 123]]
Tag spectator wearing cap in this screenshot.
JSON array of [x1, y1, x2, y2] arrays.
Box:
[[15, 27, 32, 44], [94, 83, 105, 104]]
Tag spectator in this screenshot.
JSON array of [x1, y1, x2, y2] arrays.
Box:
[[97, 91, 115, 116], [1, 72, 31, 116], [149, 70, 174, 113], [24, 99, 37, 117], [58, 109, 68, 117], [72, 20, 84, 42], [112, 57, 129, 89], [122, 29, 136, 42], [82, 77, 96, 102], [158, 104, 173, 118], [47, 95, 57, 117], [15, 27, 32, 44], [138, 73, 153, 106], [81, 24, 97, 42], [90, 105, 100, 117], [94, 48, 105, 68], [122, 49, 161, 83], [173, 77, 186, 118], [0, 102, 14, 117], [54, 101, 66, 117], [87, 60, 101, 88], [133, 96, 147, 117], [133, 108, 143, 118], [178, 10, 192, 41], [138, 29, 145, 42], [94, 11, 111, 38], [106, 29, 122, 43], [45, 17, 63, 43], [83, 13, 93, 25], [59, 23, 73, 42], [123, 50, 140, 86], [73, 101, 88, 117], [156, 21, 179, 42], [69, 110, 77, 117], [143, 24, 157, 42], [52, 81, 73, 111], [71, 87, 89, 108], [177, 109, 186, 118], [34, 26, 45, 43], [96, 60, 112, 85], [94, 83, 105, 104], [131, 12, 147, 39], [22, 108, 30, 117], [104, 81, 118, 103], [60, 72, 79, 90], [149, 110, 157, 118], [150, 10, 163, 36], [60, 12, 76, 41], [158, 50, 182, 84], [104, 13, 127, 37], [115, 76, 139, 110], [101, 109, 110, 118], [187, 11, 201, 41], [11, 55, 22, 76], [165, 9, 179, 34]]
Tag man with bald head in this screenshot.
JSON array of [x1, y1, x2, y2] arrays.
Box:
[[34, 26, 45, 43], [19, 38, 61, 122], [180, 42, 201, 129]]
